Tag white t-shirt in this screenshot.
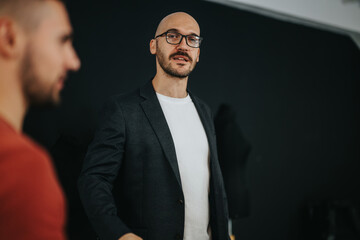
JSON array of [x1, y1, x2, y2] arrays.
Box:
[[156, 92, 211, 240]]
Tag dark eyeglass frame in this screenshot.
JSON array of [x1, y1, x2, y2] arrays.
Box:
[[155, 31, 203, 48]]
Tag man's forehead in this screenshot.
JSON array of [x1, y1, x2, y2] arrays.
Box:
[[155, 12, 200, 36], [36, 1, 72, 33]]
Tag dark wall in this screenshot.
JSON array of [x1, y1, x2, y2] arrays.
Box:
[[23, 0, 360, 239]]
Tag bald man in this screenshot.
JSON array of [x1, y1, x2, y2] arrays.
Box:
[[78, 12, 229, 240], [0, 0, 80, 239]]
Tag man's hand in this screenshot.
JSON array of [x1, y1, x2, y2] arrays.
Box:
[[118, 233, 143, 240]]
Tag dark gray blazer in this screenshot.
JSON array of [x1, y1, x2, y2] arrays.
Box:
[[78, 81, 230, 240]]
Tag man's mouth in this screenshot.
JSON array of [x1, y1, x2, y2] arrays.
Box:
[[170, 53, 191, 63], [57, 74, 67, 90], [173, 56, 189, 62]]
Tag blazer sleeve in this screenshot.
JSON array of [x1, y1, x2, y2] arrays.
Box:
[[78, 97, 130, 240]]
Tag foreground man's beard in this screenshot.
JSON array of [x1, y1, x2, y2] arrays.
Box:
[[20, 47, 61, 108], [156, 45, 197, 78]]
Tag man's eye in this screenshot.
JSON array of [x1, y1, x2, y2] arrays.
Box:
[[168, 33, 179, 39], [188, 36, 198, 43]]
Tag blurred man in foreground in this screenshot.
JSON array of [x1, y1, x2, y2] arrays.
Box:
[[0, 0, 80, 239]]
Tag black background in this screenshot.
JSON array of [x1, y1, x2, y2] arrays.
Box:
[[23, 0, 360, 239]]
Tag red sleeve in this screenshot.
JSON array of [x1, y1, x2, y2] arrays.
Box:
[[0, 146, 66, 240]]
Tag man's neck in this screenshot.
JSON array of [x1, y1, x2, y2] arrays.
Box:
[[0, 73, 27, 132], [152, 72, 189, 98]]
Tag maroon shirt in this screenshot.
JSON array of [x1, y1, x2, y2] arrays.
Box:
[[0, 117, 66, 240]]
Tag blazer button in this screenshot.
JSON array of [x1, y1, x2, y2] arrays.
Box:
[[175, 233, 182, 239], [178, 199, 184, 204]]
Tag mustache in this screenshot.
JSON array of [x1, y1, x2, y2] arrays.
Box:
[[169, 52, 192, 62], [59, 73, 68, 82]]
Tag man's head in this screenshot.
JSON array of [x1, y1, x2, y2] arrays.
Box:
[[0, 0, 80, 107], [150, 12, 201, 79]]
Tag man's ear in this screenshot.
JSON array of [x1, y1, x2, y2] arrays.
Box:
[[150, 39, 156, 55], [0, 18, 20, 58], [196, 48, 200, 62]]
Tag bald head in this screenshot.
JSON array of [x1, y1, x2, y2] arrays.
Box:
[[155, 12, 200, 37], [0, 0, 63, 32]]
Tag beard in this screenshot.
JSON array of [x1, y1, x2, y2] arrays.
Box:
[[156, 43, 197, 78], [20, 46, 61, 108]]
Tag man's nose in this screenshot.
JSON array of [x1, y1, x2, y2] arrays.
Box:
[[176, 36, 189, 51], [66, 47, 81, 71]]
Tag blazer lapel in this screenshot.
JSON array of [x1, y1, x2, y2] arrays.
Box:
[[190, 92, 217, 160], [191, 93, 223, 195], [139, 81, 182, 188]]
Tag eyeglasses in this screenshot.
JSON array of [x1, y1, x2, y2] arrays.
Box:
[[155, 31, 203, 48]]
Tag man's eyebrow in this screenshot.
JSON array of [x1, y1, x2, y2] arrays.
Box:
[[167, 28, 199, 36], [61, 32, 74, 42]]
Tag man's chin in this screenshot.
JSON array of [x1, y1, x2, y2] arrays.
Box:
[[165, 68, 192, 79], [29, 95, 61, 109], [168, 72, 189, 79]]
